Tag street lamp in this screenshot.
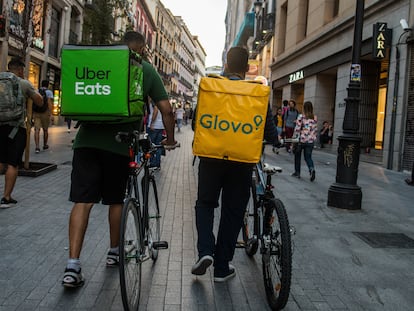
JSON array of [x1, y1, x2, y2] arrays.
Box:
[[387, 19, 412, 169], [254, 1, 263, 15], [327, 0, 364, 210]]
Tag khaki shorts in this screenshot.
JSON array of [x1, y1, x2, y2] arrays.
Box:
[[33, 112, 50, 130]]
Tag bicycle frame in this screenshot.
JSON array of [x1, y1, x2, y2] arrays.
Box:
[[243, 144, 293, 310], [118, 131, 160, 258], [252, 158, 278, 252]]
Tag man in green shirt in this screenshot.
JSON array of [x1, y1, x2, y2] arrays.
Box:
[[62, 31, 178, 287]]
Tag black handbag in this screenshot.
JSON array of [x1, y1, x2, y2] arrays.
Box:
[[292, 142, 301, 154]]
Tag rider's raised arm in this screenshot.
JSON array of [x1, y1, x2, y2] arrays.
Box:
[[156, 98, 176, 146], [263, 104, 280, 146]]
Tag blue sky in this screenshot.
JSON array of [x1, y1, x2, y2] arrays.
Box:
[[160, 0, 227, 67]]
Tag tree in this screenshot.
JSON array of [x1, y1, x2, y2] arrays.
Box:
[[82, 0, 134, 44]]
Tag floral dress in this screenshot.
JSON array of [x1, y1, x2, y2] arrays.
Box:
[[294, 114, 318, 144]]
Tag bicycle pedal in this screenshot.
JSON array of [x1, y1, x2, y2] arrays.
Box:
[[235, 241, 245, 248], [152, 241, 168, 250]]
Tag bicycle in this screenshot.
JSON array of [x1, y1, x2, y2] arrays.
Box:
[[242, 143, 294, 310], [115, 130, 170, 311]]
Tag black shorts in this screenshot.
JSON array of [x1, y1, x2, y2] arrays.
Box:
[[0, 125, 27, 167], [69, 148, 129, 205]]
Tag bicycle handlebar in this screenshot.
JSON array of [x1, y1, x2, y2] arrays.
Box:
[[115, 131, 180, 150]]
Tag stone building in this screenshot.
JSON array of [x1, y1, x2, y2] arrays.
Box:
[[225, 0, 414, 172]]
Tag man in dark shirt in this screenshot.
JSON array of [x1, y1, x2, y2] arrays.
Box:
[[191, 46, 279, 282]]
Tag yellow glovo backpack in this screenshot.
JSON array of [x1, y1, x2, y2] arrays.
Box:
[[193, 74, 270, 163]]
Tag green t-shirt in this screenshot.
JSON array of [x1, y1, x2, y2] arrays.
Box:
[[72, 60, 168, 156]]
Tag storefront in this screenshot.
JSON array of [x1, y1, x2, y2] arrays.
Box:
[[271, 37, 391, 155]]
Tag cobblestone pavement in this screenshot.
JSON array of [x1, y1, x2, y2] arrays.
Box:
[[1, 124, 413, 310]]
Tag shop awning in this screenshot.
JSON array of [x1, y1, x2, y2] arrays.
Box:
[[232, 12, 254, 47]]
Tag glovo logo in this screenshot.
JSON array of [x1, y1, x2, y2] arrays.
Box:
[[199, 114, 264, 134]]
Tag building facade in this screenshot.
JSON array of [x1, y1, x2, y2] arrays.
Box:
[[0, 0, 83, 92], [193, 35, 207, 103], [146, 0, 205, 108], [224, 1, 275, 83], [270, 0, 413, 172], [225, 0, 414, 172]]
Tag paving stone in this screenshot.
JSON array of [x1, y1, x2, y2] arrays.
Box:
[[1, 126, 414, 310]]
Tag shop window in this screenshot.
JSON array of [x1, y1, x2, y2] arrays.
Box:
[[28, 62, 40, 88]]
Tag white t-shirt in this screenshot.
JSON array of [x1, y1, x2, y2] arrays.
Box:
[[175, 107, 184, 120], [148, 104, 164, 130]]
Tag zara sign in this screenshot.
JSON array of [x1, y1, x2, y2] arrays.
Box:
[[289, 70, 304, 83], [372, 22, 391, 59]]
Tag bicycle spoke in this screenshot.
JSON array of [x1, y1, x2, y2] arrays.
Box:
[[262, 198, 292, 310], [119, 199, 142, 311], [144, 176, 160, 261]]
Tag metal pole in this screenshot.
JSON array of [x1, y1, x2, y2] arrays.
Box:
[[387, 45, 400, 169], [327, 0, 364, 210]]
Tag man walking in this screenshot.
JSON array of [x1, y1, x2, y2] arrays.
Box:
[[33, 80, 53, 153], [0, 57, 43, 208], [62, 31, 178, 287], [191, 47, 279, 282]]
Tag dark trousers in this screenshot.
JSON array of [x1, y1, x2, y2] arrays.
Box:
[[294, 142, 314, 175], [147, 128, 163, 167], [195, 158, 252, 271], [284, 126, 294, 151]]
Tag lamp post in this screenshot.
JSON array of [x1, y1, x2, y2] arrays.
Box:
[[327, 0, 364, 210], [387, 20, 412, 169], [253, 1, 263, 15]]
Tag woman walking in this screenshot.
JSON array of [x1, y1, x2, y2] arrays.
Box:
[[291, 101, 318, 181]]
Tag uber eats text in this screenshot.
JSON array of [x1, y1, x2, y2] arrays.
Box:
[[74, 67, 111, 95], [199, 114, 264, 134]]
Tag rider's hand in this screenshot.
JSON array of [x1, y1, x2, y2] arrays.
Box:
[[162, 138, 180, 150]]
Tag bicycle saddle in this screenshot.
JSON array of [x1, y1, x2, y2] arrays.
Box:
[[263, 163, 282, 174]]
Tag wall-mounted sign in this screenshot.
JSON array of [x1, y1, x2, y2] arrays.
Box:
[[373, 22, 388, 59], [289, 70, 304, 83]]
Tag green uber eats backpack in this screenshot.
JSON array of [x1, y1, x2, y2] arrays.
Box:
[[60, 45, 144, 123], [0, 72, 25, 125]]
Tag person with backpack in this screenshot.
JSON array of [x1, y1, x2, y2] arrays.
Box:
[[0, 57, 43, 208], [61, 31, 179, 288], [283, 99, 299, 153], [33, 80, 53, 153], [191, 47, 280, 282]]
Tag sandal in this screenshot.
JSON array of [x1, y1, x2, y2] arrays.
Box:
[[62, 268, 84, 288], [106, 251, 119, 267]]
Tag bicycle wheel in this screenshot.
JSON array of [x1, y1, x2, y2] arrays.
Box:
[[262, 198, 292, 310], [242, 184, 259, 256], [119, 198, 142, 311], [145, 176, 160, 261]]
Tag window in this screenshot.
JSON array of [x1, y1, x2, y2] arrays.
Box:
[[298, 0, 309, 40], [325, 0, 340, 23], [277, 3, 287, 55], [333, 0, 339, 17], [48, 7, 60, 57]]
